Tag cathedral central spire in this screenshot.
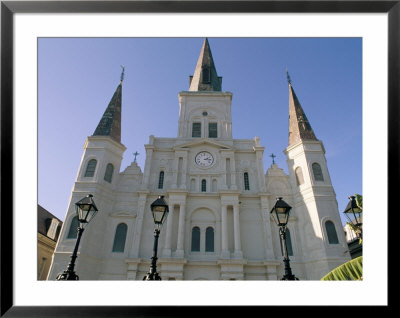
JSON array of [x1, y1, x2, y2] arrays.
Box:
[[287, 72, 317, 146], [93, 70, 123, 143], [189, 38, 222, 91]]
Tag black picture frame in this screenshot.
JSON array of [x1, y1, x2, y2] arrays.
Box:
[[1, 1, 395, 316]]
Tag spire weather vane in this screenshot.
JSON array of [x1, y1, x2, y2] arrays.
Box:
[[120, 65, 125, 83], [270, 153, 276, 165], [286, 68, 292, 85]]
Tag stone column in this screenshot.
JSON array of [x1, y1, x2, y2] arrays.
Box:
[[233, 204, 242, 258], [162, 204, 174, 257], [220, 204, 229, 258], [175, 203, 186, 257]]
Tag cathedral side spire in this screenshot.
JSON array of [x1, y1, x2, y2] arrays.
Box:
[[287, 72, 317, 146], [93, 71, 123, 143], [189, 38, 222, 91]]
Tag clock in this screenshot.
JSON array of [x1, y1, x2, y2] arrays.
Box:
[[195, 151, 214, 167]]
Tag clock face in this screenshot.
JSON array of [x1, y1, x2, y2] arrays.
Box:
[[195, 151, 214, 167]]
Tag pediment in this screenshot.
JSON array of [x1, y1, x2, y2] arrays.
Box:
[[174, 138, 235, 151]]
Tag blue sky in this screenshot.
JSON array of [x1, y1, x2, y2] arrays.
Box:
[[38, 37, 362, 225]]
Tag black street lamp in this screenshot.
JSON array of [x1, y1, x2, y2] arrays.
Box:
[[270, 197, 299, 281], [343, 195, 363, 239], [56, 194, 98, 280], [143, 195, 169, 281]]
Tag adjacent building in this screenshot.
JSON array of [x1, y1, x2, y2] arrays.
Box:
[[37, 205, 62, 280]]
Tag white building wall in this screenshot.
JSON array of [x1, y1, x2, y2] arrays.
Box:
[[48, 86, 350, 281]]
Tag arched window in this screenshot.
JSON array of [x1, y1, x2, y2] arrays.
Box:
[[84, 159, 97, 177], [295, 167, 304, 186], [67, 216, 79, 239], [312, 163, 324, 181], [112, 223, 128, 252], [158, 171, 164, 189], [244, 172, 250, 190], [191, 227, 200, 252], [104, 163, 114, 183], [201, 179, 207, 192], [280, 228, 293, 256], [325, 221, 339, 244], [205, 227, 214, 252]]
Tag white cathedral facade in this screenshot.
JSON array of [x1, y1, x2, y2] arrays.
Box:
[[48, 38, 350, 281]]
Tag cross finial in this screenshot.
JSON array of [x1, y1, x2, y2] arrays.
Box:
[[270, 153, 276, 165], [133, 151, 139, 162], [120, 65, 125, 83], [286, 68, 292, 85]]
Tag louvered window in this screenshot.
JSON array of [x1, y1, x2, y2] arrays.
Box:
[[202, 67, 210, 83], [325, 221, 339, 244], [312, 163, 324, 181], [192, 122, 201, 137], [84, 159, 97, 177], [244, 172, 250, 190], [104, 163, 114, 183], [208, 122, 217, 138], [201, 179, 206, 192]]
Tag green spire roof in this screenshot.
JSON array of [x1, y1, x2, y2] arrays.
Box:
[[93, 82, 122, 143], [189, 38, 222, 91], [288, 77, 317, 146]]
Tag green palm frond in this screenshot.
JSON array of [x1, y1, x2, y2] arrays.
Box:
[[321, 256, 363, 280]]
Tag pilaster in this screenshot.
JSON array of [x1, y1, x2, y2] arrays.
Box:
[[129, 191, 149, 258]]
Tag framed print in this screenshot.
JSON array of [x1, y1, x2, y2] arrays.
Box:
[[1, 0, 396, 316]]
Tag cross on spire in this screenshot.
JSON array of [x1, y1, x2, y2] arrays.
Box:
[[270, 153, 276, 165], [120, 65, 125, 83], [133, 151, 139, 162], [286, 68, 292, 85]]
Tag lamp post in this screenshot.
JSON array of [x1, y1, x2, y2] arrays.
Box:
[[343, 195, 363, 239], [143, 195, 169, 281], [270, 197, 299, 281], [56, 194, 98, 280]]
